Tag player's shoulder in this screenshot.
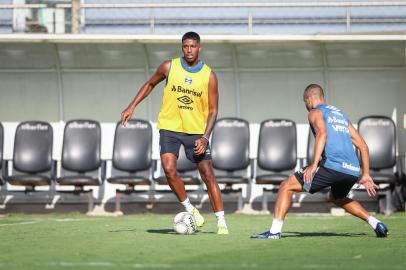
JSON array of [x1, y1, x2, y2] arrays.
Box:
[[209, 69, 217, 78], [309, 108, 323, 116], [315, 104, 344, 115], [157, 59, 173, 74], [325, 104, 349, 119], [161, 59, 173, 67], [307, 108, 324, 123]]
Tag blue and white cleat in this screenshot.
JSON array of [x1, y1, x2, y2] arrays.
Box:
[[250, 231, 281, 239], [374, 222, 388, 238]]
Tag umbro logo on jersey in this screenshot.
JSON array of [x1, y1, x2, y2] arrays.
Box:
[[185, 77, 192, 85], [177, 96, 193, 105]]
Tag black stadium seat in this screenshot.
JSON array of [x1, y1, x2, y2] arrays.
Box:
[[0, 123, 4, 186], [211, 118, 251, 211], [4, 121, 55, 191], [57, 120, 105, 213], [107, 120, 153, 213], [306, 127, 315, 167], [358, 116, 403, 213], [255, 119, 297, 212]]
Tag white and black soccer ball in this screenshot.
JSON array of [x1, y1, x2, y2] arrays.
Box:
[[173, 212, 196, 235]]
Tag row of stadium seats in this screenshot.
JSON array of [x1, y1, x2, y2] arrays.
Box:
[[0, 116, 404, 214]]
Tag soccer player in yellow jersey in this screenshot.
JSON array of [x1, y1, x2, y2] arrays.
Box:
[[121, 32, 228, 234]]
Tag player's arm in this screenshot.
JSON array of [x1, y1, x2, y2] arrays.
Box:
[[348, 122, 379, 197], [194, 71, 218, 155], [121, 60, 170, 126], [303, 109, 326, 182]]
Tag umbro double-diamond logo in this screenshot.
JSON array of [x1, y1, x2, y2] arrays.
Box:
[[177, 96, 193, 105]]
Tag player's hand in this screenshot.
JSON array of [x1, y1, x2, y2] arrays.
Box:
[[194, 137, 208, 155], [121, 107, 134, 127], [303, 164, 317, 183], [357, 174, 379, 197]]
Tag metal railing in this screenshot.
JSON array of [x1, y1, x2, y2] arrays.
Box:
[[1, 1, 406, 34]]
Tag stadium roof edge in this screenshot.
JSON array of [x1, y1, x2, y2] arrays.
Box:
[[1, 34, 406, 43]]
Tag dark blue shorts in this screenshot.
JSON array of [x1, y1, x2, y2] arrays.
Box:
[[294, 166, 358, 199], [159, 129, 212, 163]]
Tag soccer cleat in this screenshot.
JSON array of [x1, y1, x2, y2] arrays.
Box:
[[250, 231, 281, 239], [374, 222, 388, 238], [191, 208, 205, 227], [217, 226, 229, 235]]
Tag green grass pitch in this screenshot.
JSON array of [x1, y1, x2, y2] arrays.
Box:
[[0, 213, 405, 270]]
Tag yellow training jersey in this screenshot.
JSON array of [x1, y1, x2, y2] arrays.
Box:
[[157, 57, 212, 134]]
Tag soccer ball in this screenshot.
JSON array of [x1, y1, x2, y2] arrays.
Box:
[[173, 212, 196, 235]]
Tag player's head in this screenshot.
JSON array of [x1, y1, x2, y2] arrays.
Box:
[[181, 32, 201, 63], [303, 84, 325, 111]]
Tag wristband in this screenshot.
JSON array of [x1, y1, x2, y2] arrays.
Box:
[[201, 136, 209, 142]]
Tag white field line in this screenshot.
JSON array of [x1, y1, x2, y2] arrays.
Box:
[[0, 217, 103, 227], [0, 220, 41, 227], [0, 262, 402, 269]]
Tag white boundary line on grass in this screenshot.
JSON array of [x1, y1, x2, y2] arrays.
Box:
[[0, 262, 401, 269], [38, 262, 261, 269], [0, 218, 102, 227], [0, 220, 40, 227]]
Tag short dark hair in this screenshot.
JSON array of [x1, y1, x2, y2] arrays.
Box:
[[304, 83, 324, 98], [182, 32, 200, 43]]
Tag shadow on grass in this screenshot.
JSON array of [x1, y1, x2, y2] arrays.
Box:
[[283, 231, 368, 238], [147, 229, 176, 234], [147, 229, 215, 235], [109, 229, 137, 233]]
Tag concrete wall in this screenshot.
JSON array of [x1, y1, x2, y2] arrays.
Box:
[[0, 41, 404, 152]]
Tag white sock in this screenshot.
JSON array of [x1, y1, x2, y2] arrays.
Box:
[[367, 216, 380, 230], [215, 211, 227, 228], [269, 218, 284, 234], [181, 198, 194, 213]]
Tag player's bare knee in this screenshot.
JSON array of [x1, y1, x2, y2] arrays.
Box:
[[279, 180, 288, 190], [279, 179, 295, 193], [162, 165, 177, 179]]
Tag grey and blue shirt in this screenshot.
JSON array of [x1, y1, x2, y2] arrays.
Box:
[[311, 104, 361, 177]]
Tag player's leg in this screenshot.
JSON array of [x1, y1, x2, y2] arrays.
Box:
[[330, 181, 388, 237], [251, 175, 303, 239], [181, 134, 227, 233], [197, 159, 228, 234], [161, 153, 187, 202], [197, 160, 223, 212], [273, 175, 304, 220], [329, 194, 369, 220], [160, 130, 195, 213]]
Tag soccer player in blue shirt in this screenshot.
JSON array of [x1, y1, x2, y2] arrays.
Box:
[[251, 84, 388, 239]]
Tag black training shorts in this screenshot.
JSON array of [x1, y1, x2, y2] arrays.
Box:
[[294, 166, 359, 199], [159, 129, 212, 163]]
